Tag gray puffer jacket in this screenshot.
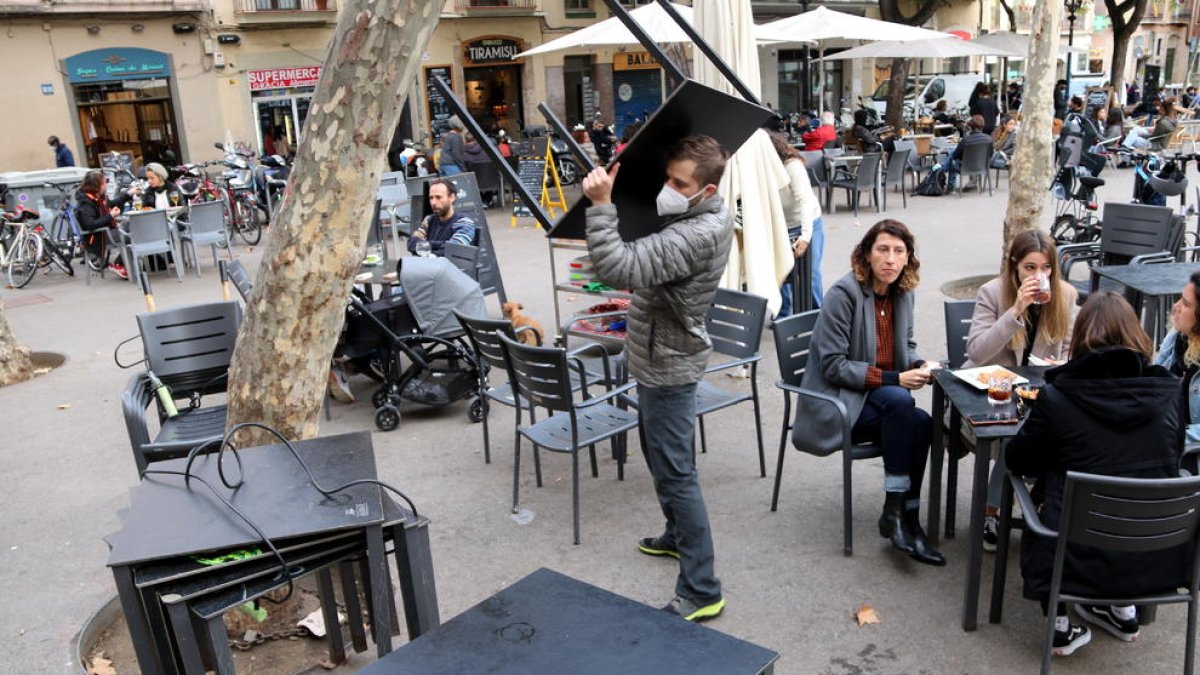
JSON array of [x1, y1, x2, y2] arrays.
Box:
[[585, 196, 734, 387]]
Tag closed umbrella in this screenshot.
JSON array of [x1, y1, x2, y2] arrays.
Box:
[[694, 0, 791, 315]]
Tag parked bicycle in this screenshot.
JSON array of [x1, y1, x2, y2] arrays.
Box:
[[0, 212, 43, 289], [40, 182, 107, 275], [1049, 164, 1105, 245]]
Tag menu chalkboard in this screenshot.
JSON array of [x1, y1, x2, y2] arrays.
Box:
[[425, 66, 454, 144], [512, 159, 546, 219]]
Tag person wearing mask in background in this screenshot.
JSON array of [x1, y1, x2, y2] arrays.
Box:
[[1007, 292, 1185, 656], [582, 136, 734, 622], [802, 111, 838, 151], [769, 132, 824, 315], [439, 116, 468, 176], [1054, 80, 1069, 120], [793, 220, 945, 566], [1153, 271, 1200, 446], [970, 86, 1000, 135], [1006, 81, 1023, 112], [589, 119, 617, 166], [1183, 86, 1197, 109], [75, 170, 133, 279], [964, 230, 1076, 551], [48, 136, 75, 167]]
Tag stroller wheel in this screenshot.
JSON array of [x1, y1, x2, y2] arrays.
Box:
[[468, 397, 485, 423], [375, 404, 401, 432], [371, 385, 393, 409]]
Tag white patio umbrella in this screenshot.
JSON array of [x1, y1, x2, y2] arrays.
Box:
[[694, 0, 792, 315], [823, 37, 1020, 60], [757, 7, 956, 112], [518, 3, 695, 57]]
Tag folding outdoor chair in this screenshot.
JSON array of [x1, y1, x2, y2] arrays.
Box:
[[769, 310, 882, 556], [177, 201, 230, 277]]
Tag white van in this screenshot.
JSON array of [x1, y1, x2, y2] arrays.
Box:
[[867, 74, 982, 116]]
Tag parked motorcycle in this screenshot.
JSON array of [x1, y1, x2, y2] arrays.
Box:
[[521, 125, 579, 186]]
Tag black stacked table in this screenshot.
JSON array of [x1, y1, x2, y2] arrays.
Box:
[[927, 366, 1047, 632], [105, 431, 438, 674], [361, 567, 779, 674]]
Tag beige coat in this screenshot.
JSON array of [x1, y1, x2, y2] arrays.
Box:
[[963, 277, 1077, 368]]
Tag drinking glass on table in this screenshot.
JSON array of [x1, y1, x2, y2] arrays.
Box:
[[1031, 272, 1052, 305], [414, 240, 431, 258], [987, 372, 1015, 406]]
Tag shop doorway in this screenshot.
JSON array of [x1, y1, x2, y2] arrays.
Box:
[[563, 56, 594, 127], [463, 65, 523, 137], [254, 94, 311, 158], [75, 80, 181, 169]]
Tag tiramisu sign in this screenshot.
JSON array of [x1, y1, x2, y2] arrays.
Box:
[[463, 37, 524, 66]]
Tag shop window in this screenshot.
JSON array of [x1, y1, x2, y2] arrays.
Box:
[[565, 0, 590, 8]]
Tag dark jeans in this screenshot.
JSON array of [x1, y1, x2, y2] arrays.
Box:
[[638, 382, 722, 605], [851, 386, 933, 496]]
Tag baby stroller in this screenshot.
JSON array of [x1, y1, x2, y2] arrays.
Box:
[[339, 256, 488, 431]]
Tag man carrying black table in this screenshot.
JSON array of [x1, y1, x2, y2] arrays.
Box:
[[407, 178, 475, 257], [582, 135, 732, 622]]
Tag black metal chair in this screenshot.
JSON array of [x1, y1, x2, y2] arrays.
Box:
[[939, 299, 977, 535], [769, 310, 882, 557], [997, 471, 1200, 675], [445, 242, 480, 282], [1059, 202, 1180, 305], [882, 147, 911, 211], [957, 142, 994, 197], [798, 150, 829, 210], [498, 333, 638, 545], [121, 301, 242, 475], [829, 152, 882, 216], [467, 161, 501, 208]]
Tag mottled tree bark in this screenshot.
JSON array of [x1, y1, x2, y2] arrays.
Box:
[[885, 57, 909, 129], [1106, 0, 1150, 99], [1001, 0, 1061, 246], [225, 0, 439, 443], [877, 0, 947, 129], [0, 304, 33, 387]]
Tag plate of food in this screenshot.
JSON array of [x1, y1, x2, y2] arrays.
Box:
[[951, 365, 1029, 390]]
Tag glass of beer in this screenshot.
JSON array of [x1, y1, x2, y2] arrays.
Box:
[[987, 372, 1014, 406], [1032, 272, 1052, 305]]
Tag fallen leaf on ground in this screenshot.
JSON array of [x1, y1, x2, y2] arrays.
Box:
[[88, 654, 116, 675], [855, 604, 879, 627], [57, 403, 72, 410]]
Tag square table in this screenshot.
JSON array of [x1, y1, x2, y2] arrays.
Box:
[[1090, 261, 1200, 344], [927, 366, 1047, 632], [361, 567, 778, 675]]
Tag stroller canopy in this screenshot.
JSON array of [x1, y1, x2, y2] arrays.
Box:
[[398, 256, 486, 336]]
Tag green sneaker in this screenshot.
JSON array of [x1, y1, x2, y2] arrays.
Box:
[[637, 535, 679, 559], [662, 595, 726, 622]]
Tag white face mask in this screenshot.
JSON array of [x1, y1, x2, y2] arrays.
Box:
[[655, 184, 705, 217]]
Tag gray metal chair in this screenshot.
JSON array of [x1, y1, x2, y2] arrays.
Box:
[[798, 150, 829, 209], [1059, 202, 1180, 304], [999, 471, 1200, 675], [499, 333, 638, 545], [957, 142, 993, 197], [829, 152, 882, 216], [224, 259, 254, 304], [121, 301, 242, 475], [177, 201, 230, 277], [993, 150, 1012, 189], [883, 147, 912, 210], [769, 310, 882, 557], [121, 209, 184, 283]]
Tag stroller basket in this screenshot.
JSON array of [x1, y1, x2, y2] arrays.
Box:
[[400, 350, 476, 406]]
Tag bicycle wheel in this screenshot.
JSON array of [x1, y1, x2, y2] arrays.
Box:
[[42, 237, 74, 276], [234, 198, 262, 245], [7, 232, 43, 289], [1049, 214, 1079, 243]]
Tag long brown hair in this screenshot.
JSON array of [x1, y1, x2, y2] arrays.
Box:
[[768, 130, 802, 163], [1003, 230, 1071, 352], [1069, 291, 1154, 361], [80, 170, 107, 198], [851, 219, 920, 293], [1181, 271, 1200, 366]]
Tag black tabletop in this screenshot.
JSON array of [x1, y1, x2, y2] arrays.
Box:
[[1091, 261, 1200, 297], [934, 366, 1049, 440], [107, 432, 384, 567], [360, 568, 779, 675]]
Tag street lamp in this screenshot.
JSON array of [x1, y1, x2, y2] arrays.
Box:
[[1064, 0, 1084, 99]]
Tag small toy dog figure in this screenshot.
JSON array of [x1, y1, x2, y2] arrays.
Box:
[[502, 302, 544, 346]]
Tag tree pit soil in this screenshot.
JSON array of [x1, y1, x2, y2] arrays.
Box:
[[940, 274, 995, 300]]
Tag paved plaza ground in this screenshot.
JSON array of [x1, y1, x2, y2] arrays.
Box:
[[2, 162, 1195, 674]]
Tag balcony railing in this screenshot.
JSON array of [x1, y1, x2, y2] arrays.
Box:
[[4, 0, 209, 13], [240, 0, 336, 12], [453, 0, 537, 12]]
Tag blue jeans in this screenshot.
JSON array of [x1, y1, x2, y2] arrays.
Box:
[[638, 382, 722, 605], [851, 386, 933, 496], [439, 163, 462, 176]]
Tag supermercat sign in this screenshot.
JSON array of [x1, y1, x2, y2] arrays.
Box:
[[65, 48, 170, 84]]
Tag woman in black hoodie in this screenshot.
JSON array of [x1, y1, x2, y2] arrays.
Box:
[[74, 170, 133, 279], [1007, 292, 1186, 657]]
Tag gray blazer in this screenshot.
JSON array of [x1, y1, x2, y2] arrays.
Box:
[[963, 277, 1075, 368], [792, 272, 922, 455]]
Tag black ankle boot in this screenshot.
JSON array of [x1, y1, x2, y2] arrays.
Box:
[[903, 508, 947, 566], [878, 492, 916, 554]]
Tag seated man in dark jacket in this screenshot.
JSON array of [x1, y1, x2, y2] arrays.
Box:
[[947, 115, 993, 189], [1007, 292, 1186, 657], [407, 178, 475, 257]]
